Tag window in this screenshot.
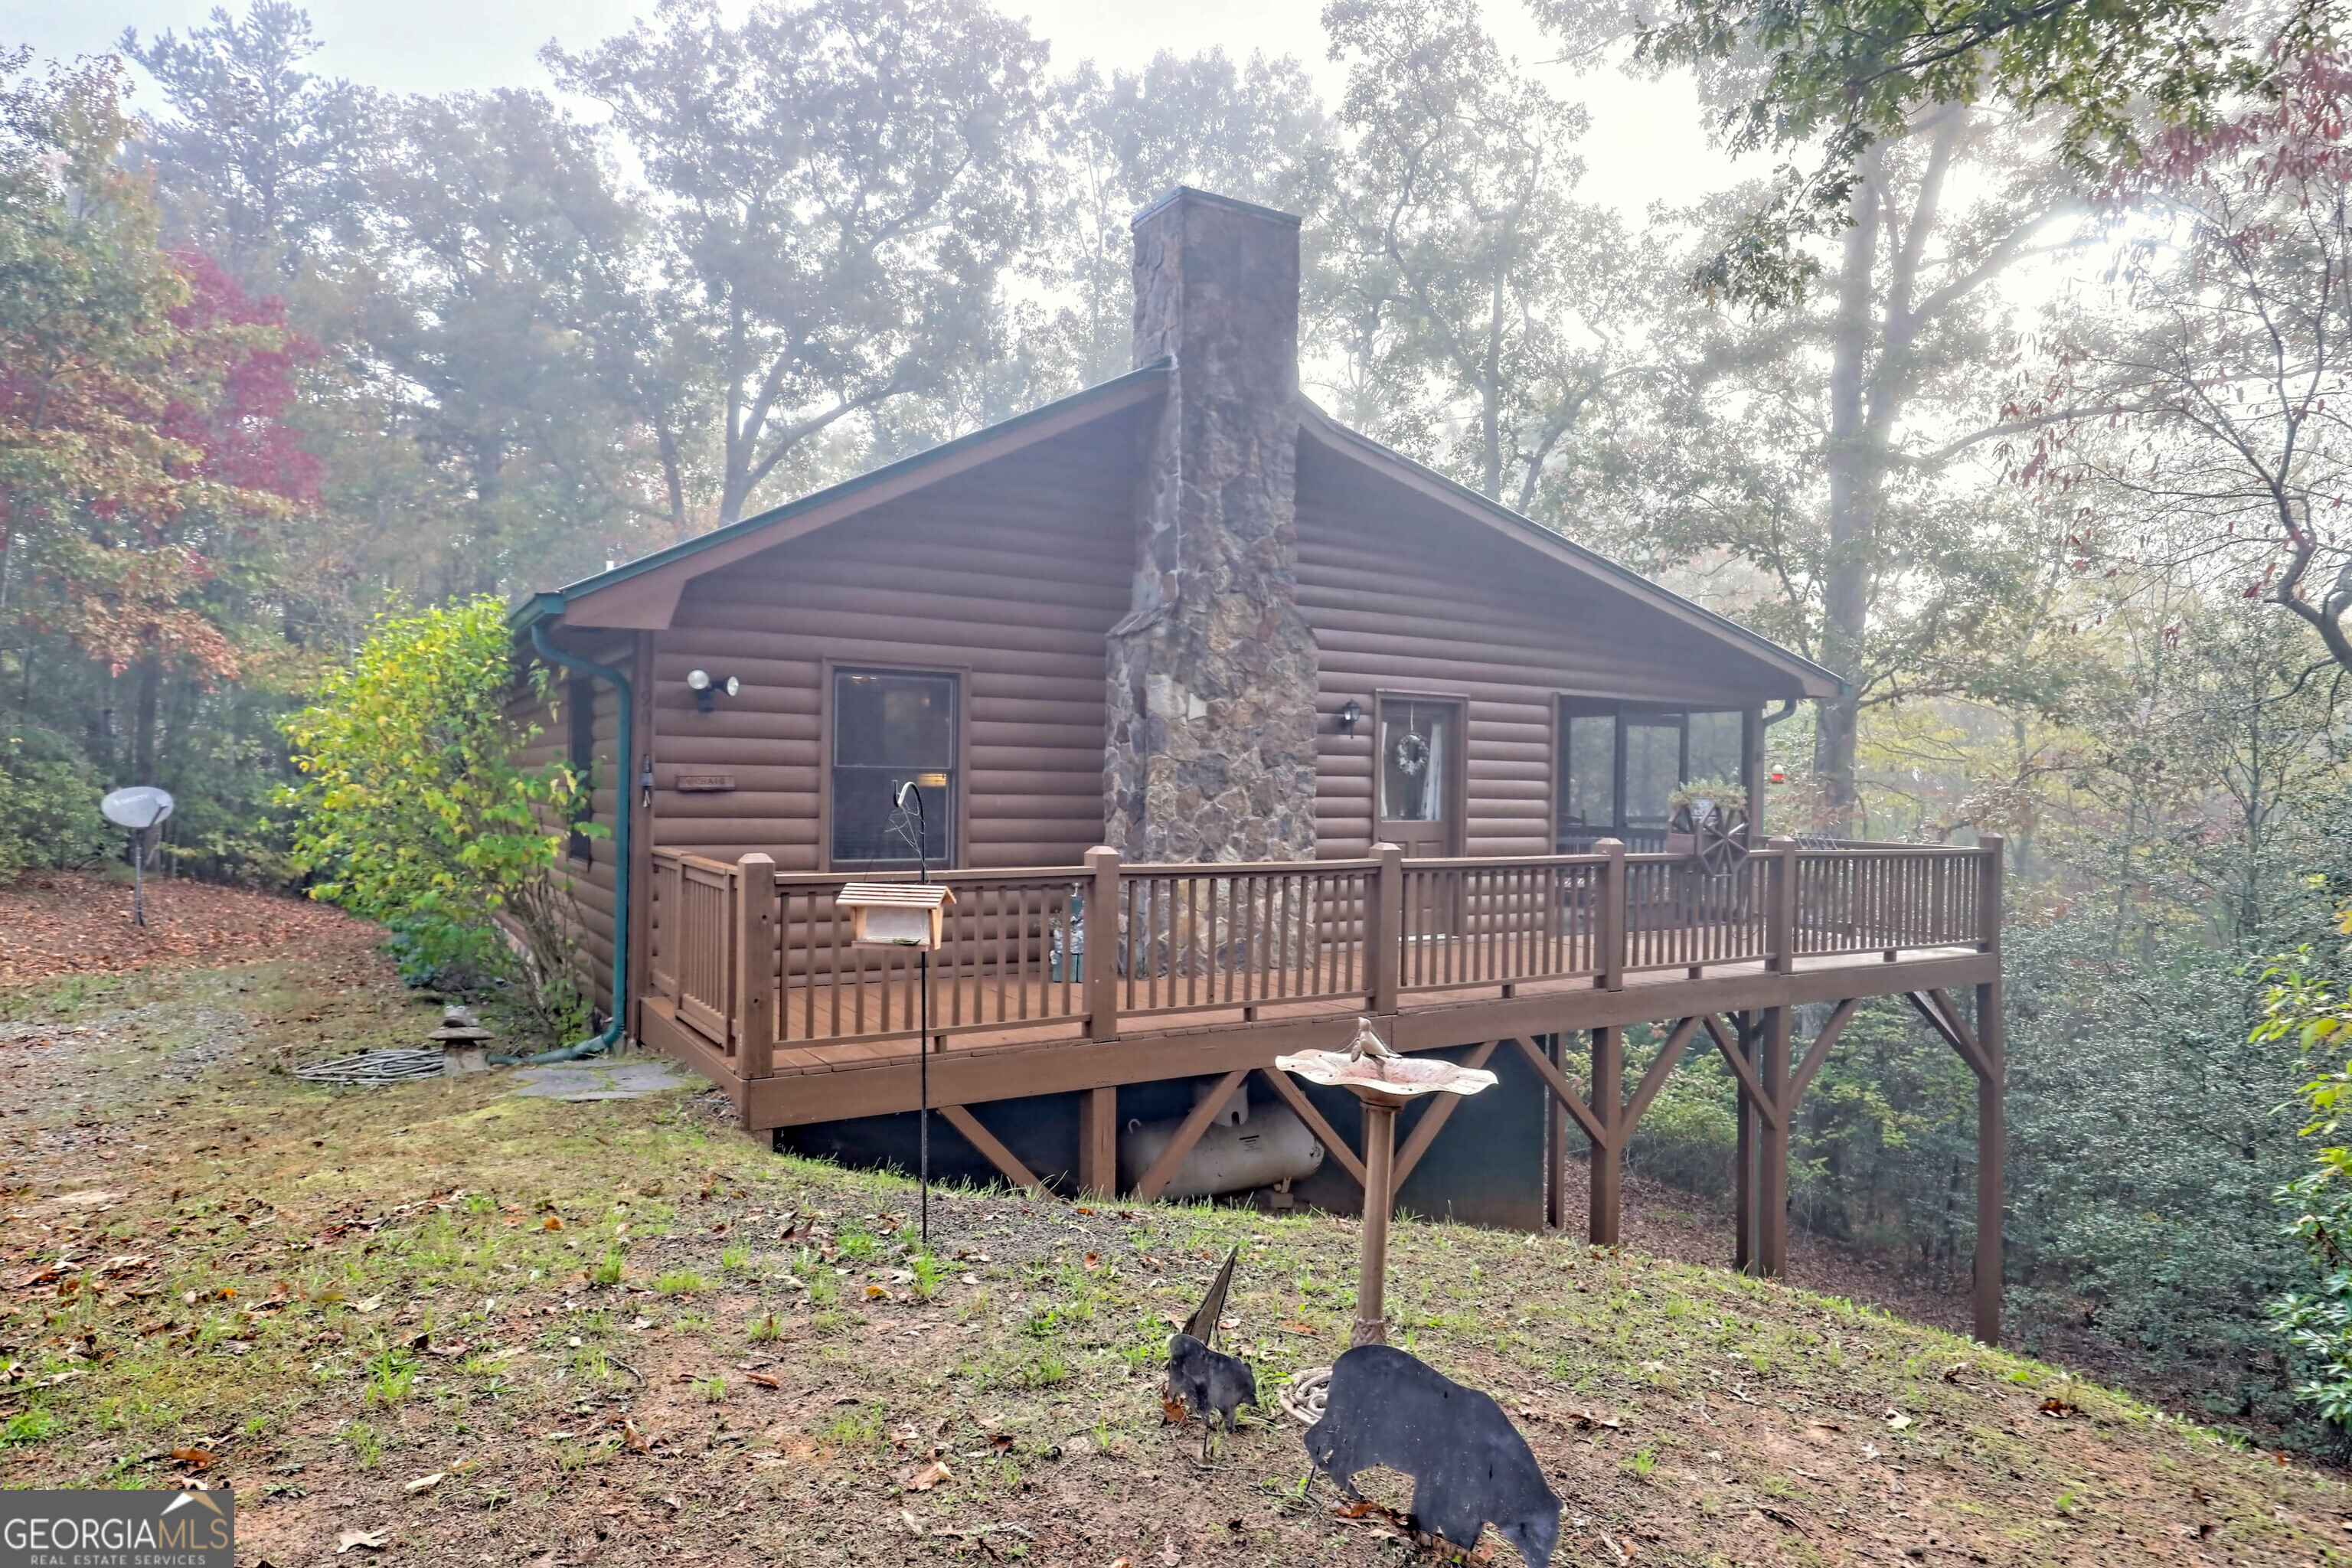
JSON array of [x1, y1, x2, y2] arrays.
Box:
[[1687, 710, 1744, 785], [567, 677, 594, 862], [1561, 712, 1615, 832], [1379, 699, 1452, 822], [831, 669, 956, 867], [1556, 701, 1752, 851]]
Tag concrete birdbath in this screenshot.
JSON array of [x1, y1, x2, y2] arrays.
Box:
[[1276, 1019, 1498, 1346]]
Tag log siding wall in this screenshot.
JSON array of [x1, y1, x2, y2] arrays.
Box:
[[512, 632, 632, 1018], [643, 411, 1145, 872], [1293, 436, 1792, 858], [545, 413, 1807, 1024]]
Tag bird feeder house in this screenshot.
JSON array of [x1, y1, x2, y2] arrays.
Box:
[[836, 883, 955, 950]]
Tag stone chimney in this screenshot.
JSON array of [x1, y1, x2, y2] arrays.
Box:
[[1104, 188, 1319, 863]]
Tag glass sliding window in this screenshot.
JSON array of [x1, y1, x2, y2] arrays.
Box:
[[830, 669, 956, 867]]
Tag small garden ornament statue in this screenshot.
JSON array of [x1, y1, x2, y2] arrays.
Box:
[[1276, 1018, 1496, 1345]]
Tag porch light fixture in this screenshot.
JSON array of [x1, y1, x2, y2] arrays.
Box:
[[1336, 697, 1363, 735], [685, 668, 739, 713]]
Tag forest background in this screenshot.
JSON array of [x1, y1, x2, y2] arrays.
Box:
[[7, 0, 2352, 1452]]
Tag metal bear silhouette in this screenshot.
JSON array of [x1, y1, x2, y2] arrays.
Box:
[[1166, 1331, 1258, 1459], [1303, 1344, 1560, 1568]]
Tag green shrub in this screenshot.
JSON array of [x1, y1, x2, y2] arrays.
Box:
[[0, 734, 109, 881], [279, 598, 593, 1040]]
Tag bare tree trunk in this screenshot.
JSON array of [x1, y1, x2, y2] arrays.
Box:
[[132, 652, 161, 785], [1814, 149, 1885, 835]]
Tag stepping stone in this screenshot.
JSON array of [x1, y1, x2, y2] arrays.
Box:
[[508, 1059, 697, 1102]]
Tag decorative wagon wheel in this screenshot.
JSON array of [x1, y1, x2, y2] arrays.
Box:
[[1666, 797, 1750, 877]]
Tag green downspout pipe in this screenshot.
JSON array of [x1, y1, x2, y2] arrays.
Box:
[[494, 620, 632, 1065]]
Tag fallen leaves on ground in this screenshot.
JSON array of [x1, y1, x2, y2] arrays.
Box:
[[0, 872, 372, 982], [335, 1530, 390, 1554]]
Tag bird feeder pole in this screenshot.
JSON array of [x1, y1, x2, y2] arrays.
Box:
[[1354, 1097, 1399, 1345], [835, 784, 952, 1250]]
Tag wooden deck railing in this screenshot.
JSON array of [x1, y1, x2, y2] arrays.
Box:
[[645, 835, 2001, 1073]]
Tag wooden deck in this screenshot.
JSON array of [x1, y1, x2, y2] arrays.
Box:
[[635, 835, 2006, 1339], [638, 838, 1998, 1130]]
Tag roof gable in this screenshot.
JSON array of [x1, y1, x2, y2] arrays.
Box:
[[517, 361, 1169, 632], [521, 362, 1836, 698], [1294, 408, 1839, 697]]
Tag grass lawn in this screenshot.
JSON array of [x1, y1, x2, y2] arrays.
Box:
[[1, 929, 2347, 1566]]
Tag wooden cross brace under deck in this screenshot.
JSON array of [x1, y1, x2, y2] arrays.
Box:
[[1513, 1002, 1859, 1263]]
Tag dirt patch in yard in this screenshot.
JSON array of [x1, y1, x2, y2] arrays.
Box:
[[0, 953, 2346, 1567]]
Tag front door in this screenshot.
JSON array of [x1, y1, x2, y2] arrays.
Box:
[[1377, 696, 1462, 858]]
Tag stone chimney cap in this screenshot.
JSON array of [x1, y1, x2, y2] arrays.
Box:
[[1131, 185, 1302, 230]]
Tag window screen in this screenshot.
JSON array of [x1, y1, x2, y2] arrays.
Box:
[[1623, 719, 1682, 828], [1562, 713, 1616, 831], [831, 669, 956, 867], [1557, 701, 1754, 849], [1687, 710, 1744, 785]]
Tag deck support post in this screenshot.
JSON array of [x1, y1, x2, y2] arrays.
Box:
[[1733, 1012, 1756, 1274], [1545, 1034, 1568, 1231], [733, 854, 775, 1083], [1588, 1027, 1624, 1246], [1974, 834, 2005, 1346], [1086, 848, 1120, 1041], [1370, 843, 1403, 1015], [1078, 1086, 1119, 1199], [1975, 982, 2004, 1345], [1759, 1004, 1792, 1276]]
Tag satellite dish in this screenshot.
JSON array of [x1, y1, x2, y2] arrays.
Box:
[[101, 786, 175, 831]]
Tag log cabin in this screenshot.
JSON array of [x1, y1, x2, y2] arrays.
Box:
[[509, 188, 2007, 1341]]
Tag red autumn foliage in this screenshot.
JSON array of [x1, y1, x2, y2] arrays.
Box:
[[160, 249, 321, 514]]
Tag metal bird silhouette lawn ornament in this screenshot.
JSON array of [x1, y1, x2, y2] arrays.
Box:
[[1168, 1246, 1256, 1461], [1303, 1344, 1560, 1567], [1184, 1247, 1237, 1344]]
